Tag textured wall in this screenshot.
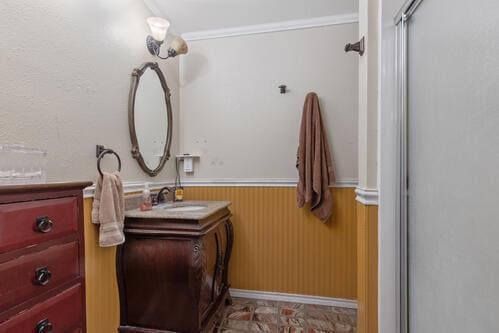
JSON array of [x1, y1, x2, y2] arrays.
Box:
[[179, 24, 358, 182], [0, 0, 180, 183]]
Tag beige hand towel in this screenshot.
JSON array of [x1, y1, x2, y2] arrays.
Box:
[[91, 172, 125, 247], [296, 92, 335, 221]]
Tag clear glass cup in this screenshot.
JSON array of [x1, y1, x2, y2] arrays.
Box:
[[0, 145, 48, 185], [0, 146, 13, 184], [28, 148, 47, 183]]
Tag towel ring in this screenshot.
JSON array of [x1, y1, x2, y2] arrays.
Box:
[[97, 149, 122, 177]]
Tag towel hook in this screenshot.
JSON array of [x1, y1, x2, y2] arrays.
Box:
[[96, 145, 122, 177], [345, 36, 365, 56]]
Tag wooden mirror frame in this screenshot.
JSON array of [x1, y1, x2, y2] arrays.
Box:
[[128, 62, 173, 177]]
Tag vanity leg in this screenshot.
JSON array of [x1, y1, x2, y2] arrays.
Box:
[[223, 220, 234, 285], [224, 219, 234, 307]]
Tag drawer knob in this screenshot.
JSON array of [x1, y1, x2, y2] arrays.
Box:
[[35, 216, 53, 233], [33, 267, 52, 286], [36, 319, 53, 333]]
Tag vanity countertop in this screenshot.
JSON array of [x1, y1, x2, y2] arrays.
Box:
[[124, 200, 231, 220]]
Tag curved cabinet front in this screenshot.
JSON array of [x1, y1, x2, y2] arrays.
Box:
[[117, 208, 233, 333]]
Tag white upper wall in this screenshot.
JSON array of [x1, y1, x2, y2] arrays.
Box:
[[146, 0, 358, 33], [179, 23, 359, 182], [0, 0, 180, 183]]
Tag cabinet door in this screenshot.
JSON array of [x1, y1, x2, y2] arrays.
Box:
[[199, 230, 218, 317]]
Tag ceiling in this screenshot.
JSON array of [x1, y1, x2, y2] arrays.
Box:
[[144, 0, 358, 34]]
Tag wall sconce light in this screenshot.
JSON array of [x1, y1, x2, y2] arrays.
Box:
[[146, 17, 188, 60]]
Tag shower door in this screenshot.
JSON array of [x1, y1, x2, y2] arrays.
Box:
[[397, 0, 499, 332]]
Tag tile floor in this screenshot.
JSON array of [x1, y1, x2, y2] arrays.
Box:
[[216, 297, 357, 333]]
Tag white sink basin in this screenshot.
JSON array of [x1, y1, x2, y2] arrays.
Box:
[[162, 205, 207, 212]]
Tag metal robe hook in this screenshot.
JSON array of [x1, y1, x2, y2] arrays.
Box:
[[278, 85, 287, 94], [345, 36, 365, 56]]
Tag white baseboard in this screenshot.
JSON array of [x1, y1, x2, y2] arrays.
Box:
[[229, 289, 357, 309]]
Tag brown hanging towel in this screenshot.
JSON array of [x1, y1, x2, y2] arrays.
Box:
[[296, 92, 335, 221]]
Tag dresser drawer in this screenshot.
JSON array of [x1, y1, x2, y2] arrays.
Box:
[[0, 197, 78, 253], [0, 284, 83, 332], [0, 242, 80, 313]]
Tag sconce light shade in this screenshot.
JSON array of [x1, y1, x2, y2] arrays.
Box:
[[146, 18, 188, 60], [147, 17, 170, 42], [168, 36, 189, 57]]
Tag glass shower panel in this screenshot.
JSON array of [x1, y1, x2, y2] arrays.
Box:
[[406, 0, 499, 332]]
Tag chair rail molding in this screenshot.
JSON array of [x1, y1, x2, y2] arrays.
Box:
[[355, 187, 379, 205], [84, 179, 359, 198]]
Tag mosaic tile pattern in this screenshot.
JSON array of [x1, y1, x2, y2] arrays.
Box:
[[216, 297, 357, 333]]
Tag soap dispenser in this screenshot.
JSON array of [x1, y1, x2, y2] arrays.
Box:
[[140, 182, 153, 211]]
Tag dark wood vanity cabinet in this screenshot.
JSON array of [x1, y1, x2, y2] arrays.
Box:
[[0, 182, 91, 333], [117, 205, 234, 333]]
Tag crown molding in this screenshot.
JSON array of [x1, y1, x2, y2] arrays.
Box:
[[182, 13, 359, 41], [84, 179, 358, 198], [355, 187, 379, 205]]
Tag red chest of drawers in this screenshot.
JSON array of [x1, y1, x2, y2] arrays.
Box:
[[0, 182, 91, 333]]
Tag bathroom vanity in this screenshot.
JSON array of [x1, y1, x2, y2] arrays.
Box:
[[117, 201, 233, 333]]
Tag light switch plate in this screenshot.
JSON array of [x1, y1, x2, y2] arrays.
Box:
[[176, 154, 200, 173], [183, 157, 194, 173]]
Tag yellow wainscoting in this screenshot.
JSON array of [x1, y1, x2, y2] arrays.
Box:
[[83, 187, 358, 332], [356, 203, 378, 333], [83, 198, 120, 333], [184, 187, 358, 300]]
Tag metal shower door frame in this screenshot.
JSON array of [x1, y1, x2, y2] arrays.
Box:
[[394, 1, 424, 333]]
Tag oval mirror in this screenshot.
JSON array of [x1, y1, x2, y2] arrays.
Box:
[[129, 62, 172, 176]]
